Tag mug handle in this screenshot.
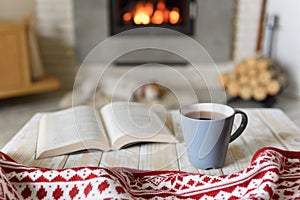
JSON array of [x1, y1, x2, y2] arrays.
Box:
[[229, 110, 248, 143]]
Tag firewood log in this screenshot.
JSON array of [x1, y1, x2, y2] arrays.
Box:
[[248, 68, 257, 77], [236, 62, 248, 75], [267, 80, 280, 96], [253, 86, 267, 101], [222, 56, 286, 101], [239, 86, 252, 100], [239, 75, 249, 85], [259, 71, 272, 85], [249, 78, 259, 88], [245, 57, 257, 67], [267, 74, 287, 96], [256, 58, 270, 71]]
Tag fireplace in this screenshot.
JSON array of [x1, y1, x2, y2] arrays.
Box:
[[109, 0, 195, 35], [108, 0, 195, 65], [73, 0, 234, 63]]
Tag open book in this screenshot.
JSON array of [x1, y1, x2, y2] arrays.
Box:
[[36, 102, 177, 159]]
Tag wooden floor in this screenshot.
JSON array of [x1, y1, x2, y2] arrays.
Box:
[[1, 90, 300, 150]]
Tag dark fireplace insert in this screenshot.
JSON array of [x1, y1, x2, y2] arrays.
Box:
[[109, 0, 195, 35]]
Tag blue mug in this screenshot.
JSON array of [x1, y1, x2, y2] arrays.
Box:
[[180, 103, 248, 169]]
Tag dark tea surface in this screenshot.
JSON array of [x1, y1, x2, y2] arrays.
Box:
[[184, 111, 227, 120]]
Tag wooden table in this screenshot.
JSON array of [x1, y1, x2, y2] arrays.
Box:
[[2, 109, 300, 176]]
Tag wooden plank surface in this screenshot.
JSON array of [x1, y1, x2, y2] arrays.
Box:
[[257, 109, 300, 151], [1, 109, 300, 174], [99, 146, 140, 168], [139, 143, 179, 170], [64, 151, 102, 168]]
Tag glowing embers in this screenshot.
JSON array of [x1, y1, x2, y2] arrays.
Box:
[[122, 0, 181, 25]]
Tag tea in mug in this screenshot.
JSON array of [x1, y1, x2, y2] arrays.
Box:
[[184, 111, 227, 120]]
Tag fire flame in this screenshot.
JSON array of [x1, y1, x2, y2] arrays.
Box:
[[122, 0, 181, 25]]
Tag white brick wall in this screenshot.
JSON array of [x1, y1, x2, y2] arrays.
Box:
[[234, 0, 262, 61], [35, 0, 77, 89]]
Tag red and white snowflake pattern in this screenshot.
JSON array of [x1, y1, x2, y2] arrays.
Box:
[[0, 147, 300, 199]]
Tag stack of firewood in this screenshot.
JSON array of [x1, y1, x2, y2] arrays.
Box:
[[219, 57, 287, 101]]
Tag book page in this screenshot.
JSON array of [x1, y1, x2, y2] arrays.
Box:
[[100, 102, 177, 149], [36, 106, 110, 159]]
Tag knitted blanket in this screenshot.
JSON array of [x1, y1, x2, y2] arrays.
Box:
[[0, 147, 300, 199]]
